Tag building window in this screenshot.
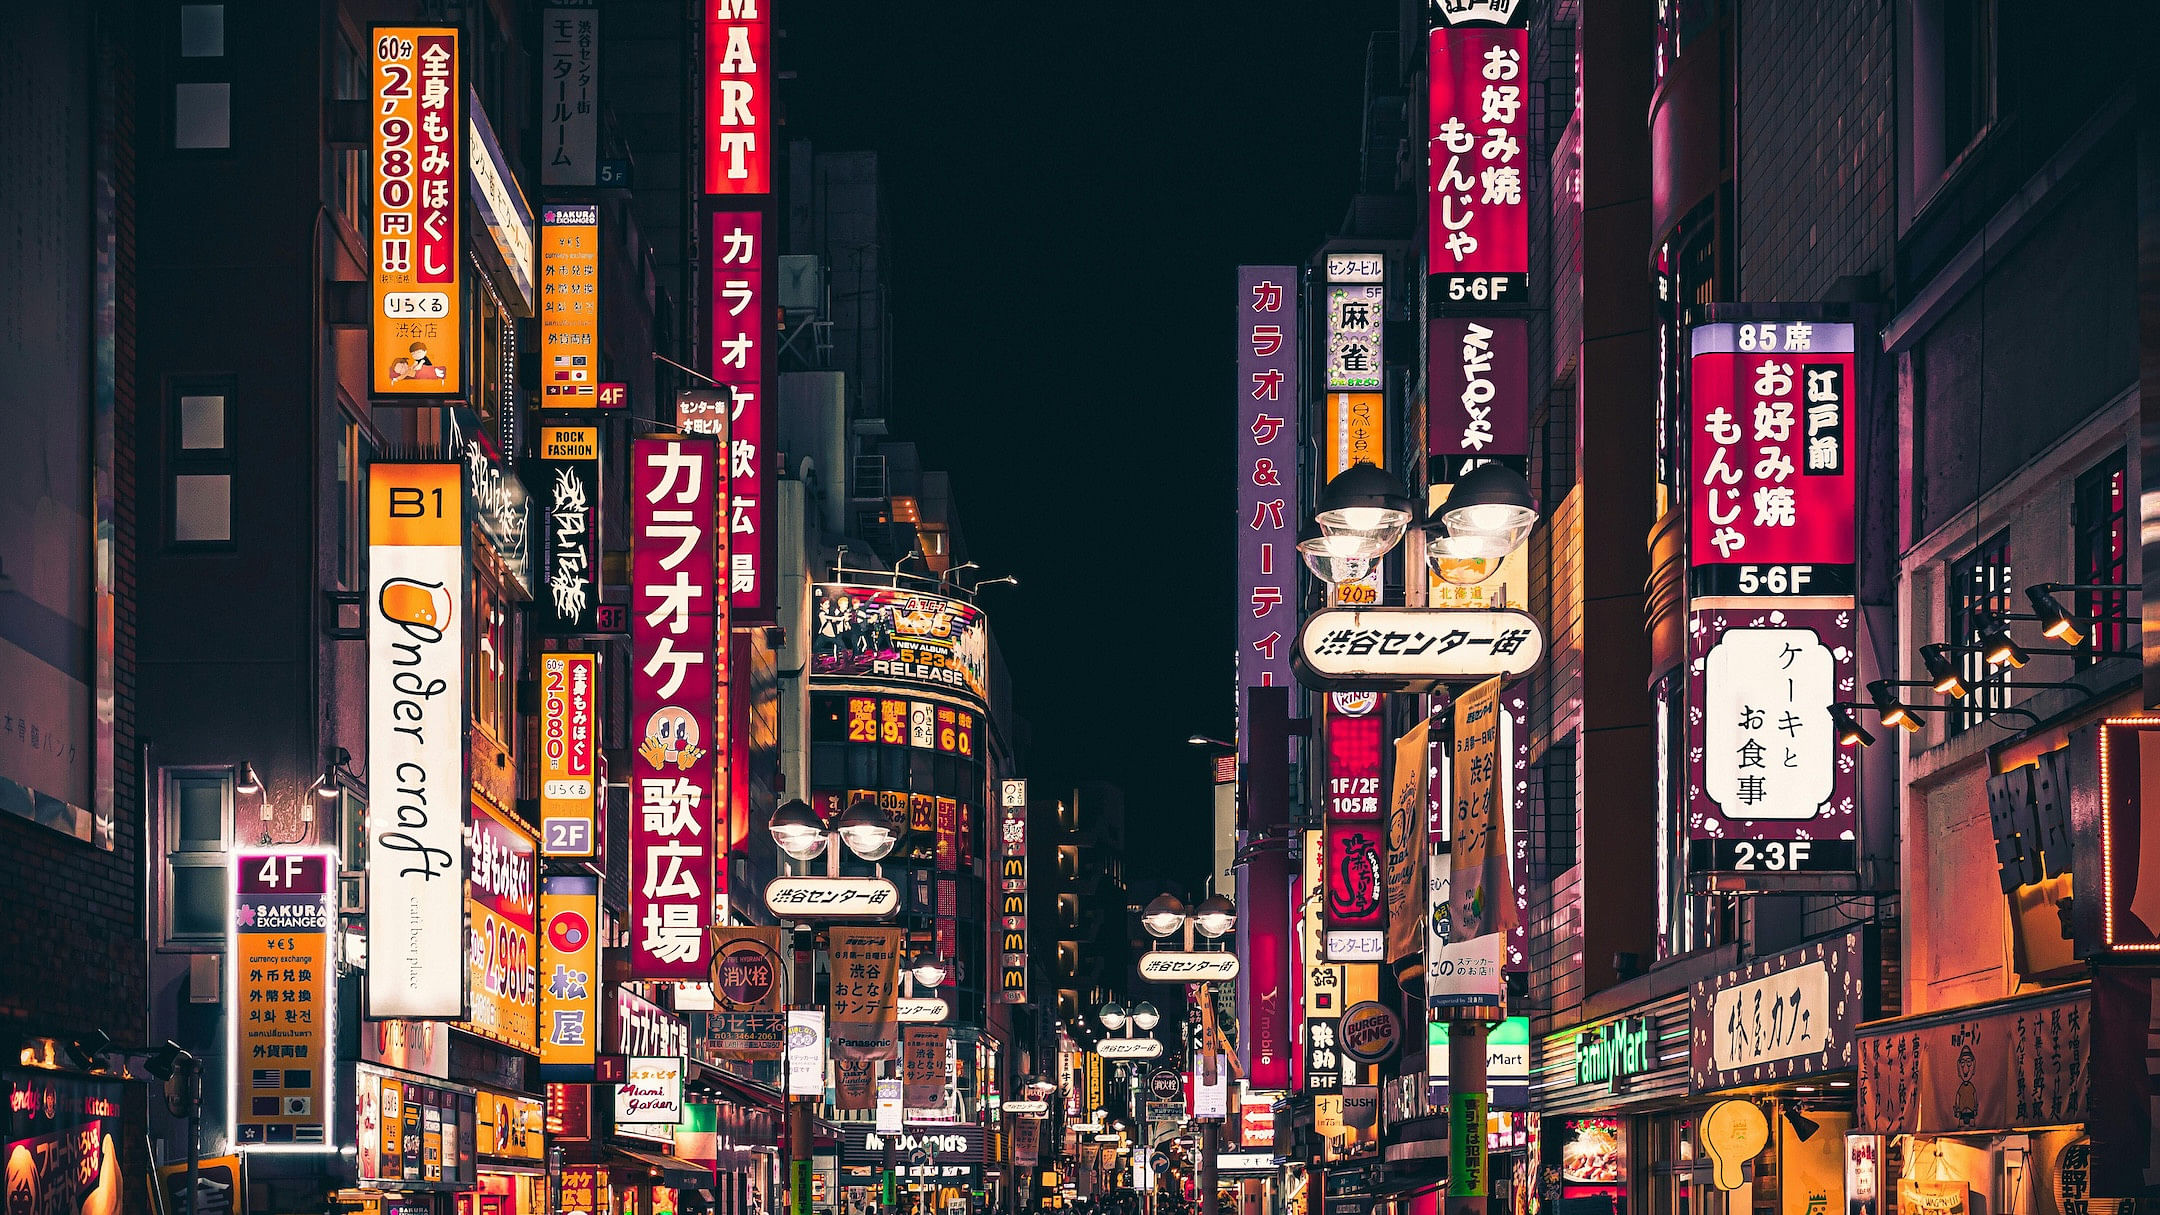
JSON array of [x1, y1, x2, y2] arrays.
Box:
[[165, 768, 233, 944], [336, 416, 367, 589], [2072, 451, 2130, 665], [179, 6, 223, 56], [332, 31, 367, 238], [1947, 531, 2013, 735], [1940, 0, 1996, 158], [1907, 0, 1997, 208], [1535, 737, 1578, 879], [170, 384, 234, 545], [473, 579, 514, 747], [174, 82, 230, 149]]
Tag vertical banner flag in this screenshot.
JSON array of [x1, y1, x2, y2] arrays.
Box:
[[539, 651, 599, 857], [834, 1058, 876, 1110], [703, 0, 770, 194], [827, 927, 904, 1059], [904, 1026, 946, 1108], [708, 213, 770, 614], [1386, 721, 1432, 965], [232, 849, 334, 1146], [370, 28, 462, 397], [629, 437, 720, 979], [785, 1011, 824, 1097], [1451, 677, 1503, 940], [999, 779, 1029, 1004], [537, 427, 601, 635], [539, 874, 601, 1071], [539, 206, 601, 405], [1427, 23, 1530, 302], [1236, 266, 1298, 760], [366, 463, 466, 1018], [540, 7, 599, 187]]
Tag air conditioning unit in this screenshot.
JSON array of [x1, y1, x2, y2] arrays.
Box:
[[778, 255, 822, 313]]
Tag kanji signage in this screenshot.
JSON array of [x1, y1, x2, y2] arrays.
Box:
[[466, 797, 539, 1051], [231, 849, 334, 1147], [702, 0, 770, 194], [904, 1026, 946, 1108], [629, 436, 720, 978], [1427, 25, 1529, 302], [1691, 928, 1868, 1090], [609, 985, 690, 1058], [1451, 677, 1501, 940], [1237, 266, 1299, 758], [1324, 272, 1384, 392], [999, 783, 1028, 1004], [539, 651, 598, 857], [370, 27, 462, 398], [1429, 317, 1529, 461], [538, 874, 601, 1071], [1687, 607, 1856, 876], [541, 7, 599, 187], [708, 925, 787, 1057], [1296, 607, 1544, 690], [365, 463, 466, 1019], [539, 206, 601, 405], [1325, 394, 1384, 480], [1302, 1019, 1343, 1094], [538, 428, 601, 635], [1323, 822, 1386, 932], [828, 926, 903, 1059], [1687, 321, 1857, 596], [709, 212, 770, 612]]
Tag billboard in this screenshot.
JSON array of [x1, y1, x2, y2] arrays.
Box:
[[466, 797, 538, 1050], [537, 427, 600, 635], [365, 463, 466, 1019], [810, 585, 989, 703], [629, 437, 720, 979], [1236, 266, 1299, 758], [1427, 24, 1529, 302], [538, 651, 598, 857], [702, 0, 770, 194], [231, 849, 335, 1148], [370, 27, 462, 397], [538, 874, 601, 1070], [539, 206, 601, 405], [1324, 272, 1384, 392]]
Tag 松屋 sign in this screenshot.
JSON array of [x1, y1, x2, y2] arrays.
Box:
[[371, 28, 462, 397], [366, 464, 466, 1019], [1296, 608, 1544, 690], [1574, 1017, 1652, 1093]]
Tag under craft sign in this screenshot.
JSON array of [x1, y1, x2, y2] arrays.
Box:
[[1295, 607, 1542, 690]]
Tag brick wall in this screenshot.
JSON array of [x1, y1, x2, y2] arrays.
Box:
[[1735, 0, 1895, 300]]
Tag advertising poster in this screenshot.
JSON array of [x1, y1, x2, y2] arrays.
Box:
[[231, 849, 334, 1146], [465, 798, 538, 1051], [1236, 266, 1299, 758], [370, 27, 461, 396], [786, 1012, 826, 1097], [365, 463, 466, 1019], [5, 1073, 124, 1215], [828, 927, 903, 1059], [709, 926, 788, 1056], [356, 1068, 477, 1188], [539, 206, 601, 404], [1385, 721, 1431, 964], [1451, 677, 1502, 939], [538, 651, 598, 857], [629, 436, 720, 979], [538, 874, 600, 1071], [810, 585, 989, 703]]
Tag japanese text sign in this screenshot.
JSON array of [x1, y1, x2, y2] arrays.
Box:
[[371, 28, 462, 397], [538, 874, 601, 1071], [629, 436, 720, 978], [232, 849, 334, 1146], [365, 463, 466, 1019], [1324, 822, 1386, 933], [708, 212, 770, 612], [828, 926, 903, 1059], [1451, 677, 1502, 940], [466, 797, 538, 1050], [904, 1027, 947, 1108], [1386, 721, 1431, 964], [1429, 317, 1529, 460], [1325, 276, 1384, 392], [1296, 607, 1544, 690], [1326, 394, 1384, 480], [541, 8, 599, 187], [703, 0, 770, 194], [539, 651, 598, 858], [1237, 266, 1299, 756], [1428, 26, 1529, 298], [540, 207, 601, 405], [1687, 607, 1857, 876], [538, 428, 601, 636], [1326, 695, 1384, 821], [1688, 322, 1857, 595], [1690, 928, 1867, 1090]]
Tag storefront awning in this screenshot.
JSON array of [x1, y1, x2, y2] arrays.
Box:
[[611, 1146, 710, 1188]]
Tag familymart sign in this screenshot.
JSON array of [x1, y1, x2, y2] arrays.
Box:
[[1574, 1017, 1652, 1093]]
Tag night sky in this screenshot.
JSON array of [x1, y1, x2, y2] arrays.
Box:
[[787, 2, 1396, 888]]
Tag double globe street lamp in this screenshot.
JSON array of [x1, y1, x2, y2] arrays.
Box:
[[1298, 460, 1539, 586]]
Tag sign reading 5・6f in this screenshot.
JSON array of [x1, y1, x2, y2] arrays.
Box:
[[372, 27, 461, 397]]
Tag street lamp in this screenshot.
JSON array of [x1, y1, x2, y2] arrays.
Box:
[[1129, 1002, 1160, 1031], [1098, 1002, 1128, 1031], [1313, 463, 1414, 559], [835, 798, 899, 861], [1432, 462, 1539, 559], [1296, 519, 1378, 586], [1190, 895, 1236, 940], [910, 956, 949, 988], [1139, 894, 1189, 940], [770, 798, 829, 861]]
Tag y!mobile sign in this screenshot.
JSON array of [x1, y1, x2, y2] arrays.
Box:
[[630, 437, 720, 979], [366, 464, 467, 1019], [1238, 265, 1298, 759]]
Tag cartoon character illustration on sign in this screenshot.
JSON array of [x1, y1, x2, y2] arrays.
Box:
[[637, 705, 707, 771], [1332, 832, 1383, 918]]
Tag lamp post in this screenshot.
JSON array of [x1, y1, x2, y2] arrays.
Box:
[[770, 797, 900, 1215], [1138, 893, 1235, 1215]]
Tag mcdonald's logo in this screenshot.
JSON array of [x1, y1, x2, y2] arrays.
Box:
[[1004, 932, 1025, 952], [1003, 858, 1024, 879], [1003, 969, 1026, 991], [1003, 894, 1024, 916]]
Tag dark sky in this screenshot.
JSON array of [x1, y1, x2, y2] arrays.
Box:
[[785, 2, 1396, 887]]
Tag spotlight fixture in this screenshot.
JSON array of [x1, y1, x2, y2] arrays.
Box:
[[1867, 681, 1922, 733], [1830, 705, 1875, 748], [1919, 644, 1967, 698], [1980, 619, 2029, 669], [236, 763, 264, 796], [2025, 586, 2087, 646]]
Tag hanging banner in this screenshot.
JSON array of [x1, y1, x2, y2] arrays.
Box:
[[540, 7, 599, 187], [365, 463, 466, 1019], [1427, 24, 1529, 302], [709, 925, 788, 1057], [1451, 676, 1502, 939], [466, 797, 539, 1051], [828, 926, 904, 1059], [1687, 606, 1857, 877], [538, 651, 598, 857], [835, 1058, 876, 1110], [370, 27, 462, 397], [1236, 266, 1299, 758], [904, 1027, 947, 1108], [1386, 721, 1432, 965], [786, 1012, 825, 1097], [231, 849, 334, 1147], [537, 428, 600, 636], [702, 0, 770, 194], [539, 206, 602, 405], [629, 436, 720, 979], [538, 874, 601, 1071]]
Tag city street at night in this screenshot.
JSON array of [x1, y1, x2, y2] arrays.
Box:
[[6, 5, 2160, 1215]]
